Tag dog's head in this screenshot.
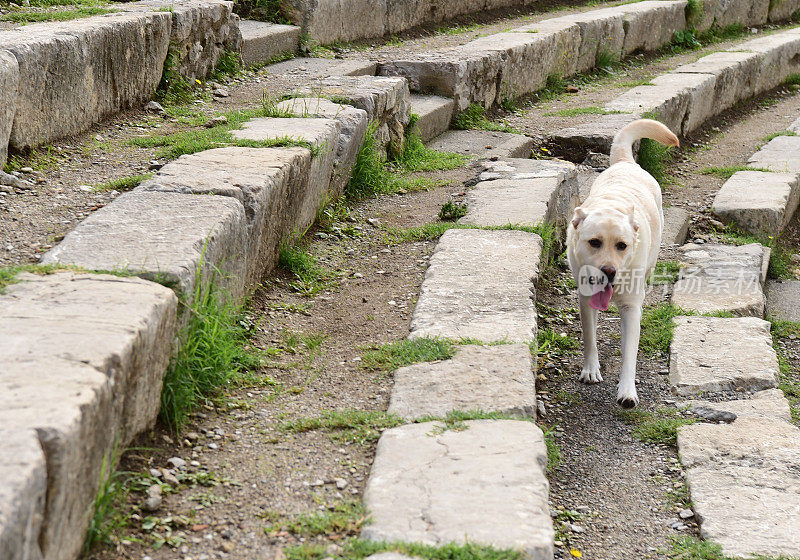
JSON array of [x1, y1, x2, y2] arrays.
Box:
[[570, 205, 639, 285]]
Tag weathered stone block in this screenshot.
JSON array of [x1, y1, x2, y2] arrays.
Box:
[[409, 94, 454, 142], [0, 429, 46, 560], [549, 113, 636, 160], [138, 147, 312, 284], [388, 344, 537, 420], [428, 130, 534, 159], [461, 177, 568, 229], [0, 271, 177, 560], [712, 170, 799, 236], [275, 97, 368, 193], [42, 191, 248, 302], [264, 57, 376, 78], [669, 316, 779, 396], [543, 9, 625, 72], [232, 117, 340, 228], [0, 50, 18, 168], [662, 206, 690, 246], [677, 415, 800, 558], [684, 388, 792, 423], [362, 420, 553, 559], [674, 51, 762, 114], [613, 0, 687, 55], [736, 31, 800, 91], [409, 229, 541, 343], [747, 135, 800, 175], [511, 19, 582, 80], [671, 243, 769, 316], [766, 280, 800, 322], [712, 0, 770, 28], [289, 0, 386, 44], [768, 0, 800, 21], [0, 12, 171, 150], [239, 19, 300, 67]]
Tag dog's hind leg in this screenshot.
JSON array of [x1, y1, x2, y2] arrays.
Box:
[[617, 301, 643, 408], [578, 295, 602, 383]]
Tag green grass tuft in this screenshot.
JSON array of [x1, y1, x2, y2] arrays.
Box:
[[685, 0, 704, 25], [401, 115, 469, 172], [286, 539, 524, 560], [763, 130, 798, 142], [640, 303, 686, 357], [84, 445, 128, 552], [714, 226, 792, 280], [649, 260, 683, 285], [210, 49, 241, 81], [278, 409, 404, 444], [701, 165, 773, 179], [542, 427, 562, 474], [93, 173, 152, 193], [536, 327, 579, 359], [1, 6, 115, 23], [615, 407, 695, 445], [278, 241, 335, 296], [438, 201, 468, 221], [453, 104, 518, 133], [786, 73, 800, 86], [595, 48, 619, 69], [638, 133, 675, 185], [361, 337, 456, 371], [265, 501, 366, 538]]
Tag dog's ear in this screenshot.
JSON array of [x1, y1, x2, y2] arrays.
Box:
[[571, 207, 587, 229], [627, 206, 639, 232]]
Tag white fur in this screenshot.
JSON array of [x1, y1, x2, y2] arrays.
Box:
[[566, 119, 679, 407]]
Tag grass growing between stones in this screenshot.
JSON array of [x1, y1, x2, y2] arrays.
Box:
[[159, 275, 263, 433], [668, 536, 798, 560], [0, 263, 137, 294], [640, 303, 735, 357], [285, 539, 523, 560], [278, 409, 404, 444], [714, 226, 793, 280], [614, 407, 695, 446], [638, 135, 675, 186], [93, 173, 152, 193], [401, 115, 469, 172], [650, 260, 683, 284], [0, 6, 115, 22], [84, 445, 129, 552], [535, 327, 580, 365], [278, 240, 337, 296], [700, 165, 773, 179], [438, 200, 468, 221], [360, 337, 456, 371], [542, 426, 562, 475], [264, 501, 367, 539], [453, 104, 519, 134], [769, 319, 800, 424], [763, 130, 798, 142]]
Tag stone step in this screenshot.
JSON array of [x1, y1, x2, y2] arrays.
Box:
[[669, 316, 779, 396], [264, 57, 377, 79], [410, 94, 454, 143], [676, 392, 800, 557], [428, 130, 534, 159], [682, 388, 792, 423], [362, 420, 553, 559], [0, 271, 176, 560], [711, 170, 800, 236], [671, 242, 770, 316], [551, 28, 800, 158], [409, 229, 541, 343], [460, 158, 579, 231], [388, 343, 537, 420], [747, 134, 800, 174], [662, 206, 690, 247], [766, 279, 800, 322], [238, 20, 300, 68]]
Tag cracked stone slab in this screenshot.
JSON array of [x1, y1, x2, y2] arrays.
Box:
[[238, 20, 300, 67], [662, 207, 690, 246], [42, 190, 248, 302], [683, 389, 792, 423], [747, 135, 800, 175], [410, 94, 454, 142], [388, 344, 536, 420], [669, 316, 779, 396], [766, 279, 800, 322], [735, 30, 800, 91], [137, 146, 312, 285], [264, 57, 376, 78], [0, 271, 177, 560], [671, 243, 769, 316], [362, 420, 553, 559], [428, 130, 534, 159], [677, 415, 800, 558], [409, 229, 541, 343], [712, 170, 800, 236], [0, 429, 46, 560], [673, 51, 761, 114], [232, 118, 340, 227]]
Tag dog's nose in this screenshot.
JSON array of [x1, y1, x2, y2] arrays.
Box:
[[600, 265, 616, 283]]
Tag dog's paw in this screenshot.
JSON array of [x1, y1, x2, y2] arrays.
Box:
[[616, 387, 639, 408], [579, 367, 603, 384]]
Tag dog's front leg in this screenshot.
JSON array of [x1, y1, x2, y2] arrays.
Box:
[[578, 295, 602, 383], [617, 302, 643, 407]]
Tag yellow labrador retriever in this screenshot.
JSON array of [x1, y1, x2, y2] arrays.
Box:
[[567, 119, 679, 408]]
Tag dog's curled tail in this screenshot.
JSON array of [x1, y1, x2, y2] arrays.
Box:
[[609, 119, 679, 165]]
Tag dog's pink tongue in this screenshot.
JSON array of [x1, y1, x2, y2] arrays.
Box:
[[590, 284, 613, 311]]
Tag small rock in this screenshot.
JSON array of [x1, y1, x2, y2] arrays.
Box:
[[204, 115, 228, 128], [145, 100, 165, 114], [679, 508, 694, 519], [207, 442, 219, 450], [325, 544, 343, 555], [537, 400, 546, 418], [690, 405, 736, 423], [566, 85, 580, 93], [334, 477, 348, 489], [708, 219, 725, 229], [569, 523, 585, 533], [161, 469, 180, 486], [167, 457, 187, 469], [213, 87, 230, 98], [367, 218, 381, 227], [220, 542, 234, 553], [78, 185, 94, 192], [149, 468, 162, 478], [19, 167, 33, 173]]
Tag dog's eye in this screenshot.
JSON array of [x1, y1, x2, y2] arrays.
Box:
[[588, 238, 602, 248], [616, 242, 628, 251]]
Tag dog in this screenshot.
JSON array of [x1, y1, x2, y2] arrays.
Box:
[[566, 119, 679, 408]]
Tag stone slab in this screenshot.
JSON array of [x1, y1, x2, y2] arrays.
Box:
[[409, 229, 541, 343], [747, 135, 800, 175], [662, 206, 690, 246], [42, 190, 248, 302], [766, 279, 800, 322], [549, 113, 636, 161], [460, 177, 566, 228], [712, 170, 800, 236], [428, 130, 534, 159], [789, 115, 800, 133], [677, 415, 800, 558], [410, 94, 454, 143], [0, 429, 46, 560], [239, 20, 300, 67], [388, 344, 537, 420], [362, 420, 553, 559], [138, 146, 312, 285], [0, 49, 18, 168], [684, 388, 792, 423], [274, 98, 368, 194], [264, 57, 376, 78], [0, 271, 177, 560], [669, 316, 779, 396], [671, 243, 768, 316], [674, 51, 761, 112], [0, 12, 171, 150], [232, 117, 340, 227], [735, 30, 800, 92]]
